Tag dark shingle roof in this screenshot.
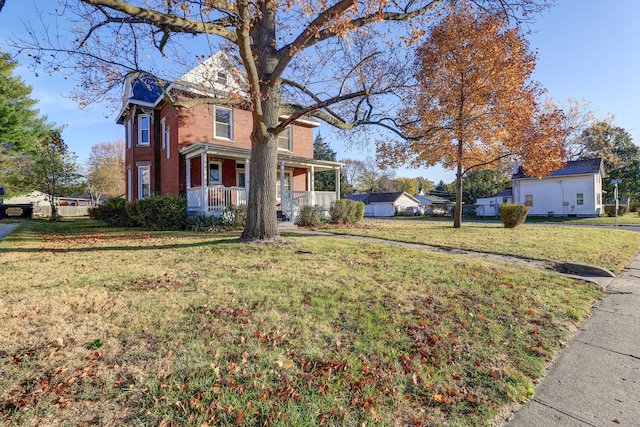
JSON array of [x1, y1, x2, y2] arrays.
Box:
[[345, 192, 418, 204], [495, 188, 513, 197], [130, 74, 166, 103], [512, 158, 605, 179]]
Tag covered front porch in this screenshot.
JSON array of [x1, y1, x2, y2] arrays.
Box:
[[180, 143, 342, 220]]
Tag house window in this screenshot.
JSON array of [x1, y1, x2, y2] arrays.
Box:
[[209, 161, 222, 184], [160, 118, 166, 150], [236, 163, 246, 188], [596, 193, 601, 205], [127, 168, 132, 201], [138, 165, 151, 199], [214, 107, 233, 140], [525, 194, 533, 207], [278, 126, 292, 151], [138, 115, 150, 146], [164, 124, 171, 160], [217, 71, 228, 85], [126, 119, 132, 149], [577, 193, 584, 206], [276, 170, 292, 199]]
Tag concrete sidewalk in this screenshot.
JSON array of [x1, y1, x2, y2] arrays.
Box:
[[0, 223, 19, 240], [503, 255, 640, 426]]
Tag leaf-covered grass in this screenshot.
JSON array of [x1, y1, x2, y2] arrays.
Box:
[[324, 218, 640, 273], [0, 219, 603, 426]]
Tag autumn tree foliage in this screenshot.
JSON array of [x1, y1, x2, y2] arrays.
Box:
[[16, 0, 555, 240], [86, 140, 126, 204], [378, 3, 566, 227]]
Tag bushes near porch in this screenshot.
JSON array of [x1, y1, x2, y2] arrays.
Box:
[[90, 195, 187, 230]]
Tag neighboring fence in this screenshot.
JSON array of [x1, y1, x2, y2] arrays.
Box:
[[33, 205, 90, 218]]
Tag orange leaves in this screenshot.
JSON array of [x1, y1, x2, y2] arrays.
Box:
[[380, 0, 564, 184]]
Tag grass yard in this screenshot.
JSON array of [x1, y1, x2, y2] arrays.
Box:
[[324, 218, 640, 273], [0, 219, 607, 426]]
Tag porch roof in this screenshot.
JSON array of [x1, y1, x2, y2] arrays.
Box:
[[179, 142, 342, 171]]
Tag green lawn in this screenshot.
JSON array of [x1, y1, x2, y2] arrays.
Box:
[[0, 219, 609, 426], [324, 218, 640, 273]]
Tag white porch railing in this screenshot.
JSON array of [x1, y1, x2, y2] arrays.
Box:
[[187, 187, 337, 219], [187, 186, 247, 215]]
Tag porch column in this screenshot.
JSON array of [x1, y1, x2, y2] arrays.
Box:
[[186, 158, 191, 189], [310, 165, 316, 206], [280, 161, 285, 202], [335, 167, 341, 200], [201, 151, 207, 213], [245, 158, 250, 205]]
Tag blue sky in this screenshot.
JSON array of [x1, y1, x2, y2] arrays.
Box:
[[1, 1, 639, 183]]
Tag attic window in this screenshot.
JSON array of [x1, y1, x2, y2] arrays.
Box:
[[217, 71, 228, 85]]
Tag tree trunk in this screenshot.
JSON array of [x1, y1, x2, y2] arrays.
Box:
[[241, 128, 280, 242], [453, 165, 463, 228]]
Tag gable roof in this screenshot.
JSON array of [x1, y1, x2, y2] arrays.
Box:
[[345, 192, 419, 204], [414, 194, 453, 204], [513, 158, 606, 180]]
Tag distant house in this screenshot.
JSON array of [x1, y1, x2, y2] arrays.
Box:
[[414, 194, 454, 216], [345, 192, 420, 217], [511, 158, 606, 217], [475, 188, 513, 217]]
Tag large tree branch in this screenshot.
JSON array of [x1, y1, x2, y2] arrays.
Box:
[[80, 0, 238, 43]]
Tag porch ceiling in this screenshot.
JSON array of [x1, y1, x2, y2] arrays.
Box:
[[179, 142, 342, 171]]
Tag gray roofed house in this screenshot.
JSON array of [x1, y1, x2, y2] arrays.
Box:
[[345, 192, 420, 217]]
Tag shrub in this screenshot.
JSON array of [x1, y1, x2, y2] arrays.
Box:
[[499, 203, 529, 228], [89, 197, 139, 227], [295, 205, 322, 227], [629, 200, 640, 214], [220, 204, 246, 230], [135, 195, 187, 230], [330, 199, 365, 225], [604, 204, 628, 217], [186, 205, 246, 232]]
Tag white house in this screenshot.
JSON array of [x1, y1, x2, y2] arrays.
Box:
[[345, 192, 421, 217], [475, 188, 513, 217], [511, 158, 606, 217]]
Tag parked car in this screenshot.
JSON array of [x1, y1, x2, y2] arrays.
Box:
[[404, 206, 423, 216]]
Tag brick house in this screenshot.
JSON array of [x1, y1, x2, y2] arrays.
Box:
[[116, 52, 342, 219]]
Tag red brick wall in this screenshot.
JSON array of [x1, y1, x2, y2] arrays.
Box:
[[291, 125, 314, 159], [160, 105, 181, 195], [127, 107, 156, 200], [292, 167, 308, 191]]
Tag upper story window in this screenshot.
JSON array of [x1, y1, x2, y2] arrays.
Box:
[[138, 115, 150, 146], [161, 118, 170, 160], [126, 117, 132, 149], [278, 126, 292, 151], [214, 107, 233, 140], [217, 71, 228, 85]]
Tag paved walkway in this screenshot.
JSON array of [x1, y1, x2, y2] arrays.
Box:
[[503, 255, 640, 426], [287, 228, 639, 426], [0, 223, 19, 240]]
